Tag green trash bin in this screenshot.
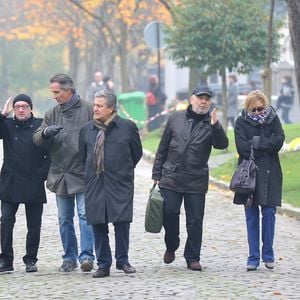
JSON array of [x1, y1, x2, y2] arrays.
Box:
[[117, 91, 147, 129]]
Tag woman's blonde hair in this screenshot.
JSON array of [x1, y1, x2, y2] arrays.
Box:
[[244, 90, 268, 112]]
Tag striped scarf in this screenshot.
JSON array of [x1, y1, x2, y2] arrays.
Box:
[[93, 112, 117, 176], [247, 106, 271, 124]]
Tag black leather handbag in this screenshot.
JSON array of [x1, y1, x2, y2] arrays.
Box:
[[230, 146, 257, 194]]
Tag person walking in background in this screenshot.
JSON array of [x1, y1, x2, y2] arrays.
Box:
[[103, 76, 115, 93], [233, 90, 284, 271], [87, 71, 106, 102], [146, 74, 167, 132], [79, 90, 142, 278], [33, 74, 95, 273], [0, 94, 50, 273], [227, 74, 239, 128], [276, 75, 294, 124], [152, 86, 228, 271]]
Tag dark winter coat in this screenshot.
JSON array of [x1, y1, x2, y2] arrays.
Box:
[[152, 108, 228, 193], [233, 107, 285, 207], [0, 114, 50, 204], [33, 98, 93, 196], [79, 115, 143, 224], [227, 82, 239, 118]]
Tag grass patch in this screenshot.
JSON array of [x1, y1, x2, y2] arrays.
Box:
[[211, 151, 300, 208], [142, 123, 300, 155], [142, 123, 300, 208], [141, 129, 162, 153]]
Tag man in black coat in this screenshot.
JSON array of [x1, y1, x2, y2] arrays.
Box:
[[0, 94, 50, 273], [152, 86, 228, 271], [79, 90, 142, 278]]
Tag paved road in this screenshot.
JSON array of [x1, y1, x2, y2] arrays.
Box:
[[0, 158, 300, 299]]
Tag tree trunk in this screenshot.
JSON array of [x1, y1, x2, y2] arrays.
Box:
[[119, 21, 128, 92], [189, 68, 198, 92], [220, 67, 228, 131], [262, 0, 275, 100], [68, 36, 80, 84], [0, 39, 10, 102], [287, 0, 300, 105]]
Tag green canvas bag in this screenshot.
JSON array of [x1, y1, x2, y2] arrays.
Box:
[[144, 184, 164, 233]]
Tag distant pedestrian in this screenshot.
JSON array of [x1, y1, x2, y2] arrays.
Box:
[[146, 74, 167, 132], [152, 86, 228, 271], [87, 71, 106, 102], [33, 74, 95, 273], [233, 90, 285, 271], [0, 94, 50, 273], [79, 89, 142, 278], [227, 74, 239, 128], [276, 75, 294, 124], [103, 76, 115, 93]]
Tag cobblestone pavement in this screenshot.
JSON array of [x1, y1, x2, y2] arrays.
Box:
[[0, 158, 300, 299]]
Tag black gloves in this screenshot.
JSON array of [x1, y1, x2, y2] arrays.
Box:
[[43, 125, 64, 139], [252, 136, 260, 149]]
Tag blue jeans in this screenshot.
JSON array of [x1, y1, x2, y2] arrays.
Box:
[[245, 204, 276, 266], [56, 192, 94, 263]]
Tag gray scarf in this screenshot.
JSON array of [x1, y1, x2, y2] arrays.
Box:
[[93, 112, 117, 176]]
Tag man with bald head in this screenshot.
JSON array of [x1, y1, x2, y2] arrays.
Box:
[[87, 71, 106, 102]]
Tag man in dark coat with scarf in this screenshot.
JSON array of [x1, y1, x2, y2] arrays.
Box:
[[0, 94, 50, 273], [33, 74, 95, 273], [152, 86, 228, 271], [79, 89, 142, 278]]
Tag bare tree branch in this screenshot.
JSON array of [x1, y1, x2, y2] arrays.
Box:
[[65, 0, 118, 45]]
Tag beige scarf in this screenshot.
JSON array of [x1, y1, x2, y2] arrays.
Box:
[[93, 112, 117, 176]]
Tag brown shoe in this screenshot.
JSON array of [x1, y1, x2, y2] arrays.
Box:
[[163, 251, 175, 264], [187, 261, 203, 271]]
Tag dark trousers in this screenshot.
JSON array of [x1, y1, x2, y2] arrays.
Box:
[[281, 107, 292, 124], [160, 188, 206, 263], [0, 201, 43, 265], [93, 222, 130, 269], [227, 117, 236, 128]]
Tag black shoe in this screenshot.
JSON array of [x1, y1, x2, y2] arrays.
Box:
[[25, 262, 38, 273], [59, 260, 78, 272], [116, 263, 136, 274], [80, 258, 94, 272], [187, 261, 203, 271], [0, 260, 13, 272], [163, 251, 175, 264], [92, 267, 110, 278]]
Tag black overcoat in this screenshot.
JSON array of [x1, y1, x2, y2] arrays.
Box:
[[79, 116, 142, 224], [233, 107, 285, 207], [152, 108, 228, 193], [0, 114, 50, 204]]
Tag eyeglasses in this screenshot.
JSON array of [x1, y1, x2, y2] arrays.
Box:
[[14, 105, 30, 110], [251, 106, 264, 113]]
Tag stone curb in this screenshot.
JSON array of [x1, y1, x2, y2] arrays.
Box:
[[210, 176, 300, 221], [143, 150, 300, 221]]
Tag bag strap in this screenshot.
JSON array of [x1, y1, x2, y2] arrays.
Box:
[[249, 145, 255, 161]]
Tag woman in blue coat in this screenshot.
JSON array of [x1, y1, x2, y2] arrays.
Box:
[[233, 90, 285, 271]]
